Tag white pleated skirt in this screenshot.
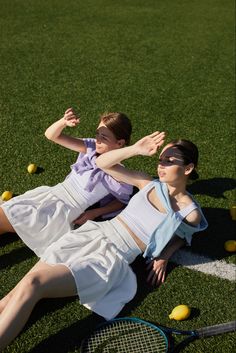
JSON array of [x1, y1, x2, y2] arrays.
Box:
[[41, 218, 142, 320], [1, 180, 88, 256]]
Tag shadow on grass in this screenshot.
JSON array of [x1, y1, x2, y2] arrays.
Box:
[[184, 177, 236, 261], [27, 313, 103, 353], [35, 166, 45, 175], [2, 177, 235, 351], [0, 232, 19, 246], [0, 246, 35, 270], [190, 207, 236, 261], [0, 233, 35, 270], [187, 177, 236, 199], [10, 260, 201, 353], [26, 256, 163, 353]]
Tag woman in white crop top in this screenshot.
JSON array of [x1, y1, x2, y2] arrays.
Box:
[[96, 132, 207, 283], [0, 108, 133, 256], [0, 132, 208, 350]]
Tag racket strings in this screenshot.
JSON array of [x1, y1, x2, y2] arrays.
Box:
[[81, 320, 167, 353]]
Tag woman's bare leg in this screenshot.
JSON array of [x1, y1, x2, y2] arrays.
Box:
[[0, 260, 77, 350], [0, 261, 54, 313], [0, 207, 15, 235]]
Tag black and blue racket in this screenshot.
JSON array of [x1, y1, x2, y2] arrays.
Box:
[[80, 317, 235, 353]]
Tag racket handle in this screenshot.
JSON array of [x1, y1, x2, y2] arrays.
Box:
[[197, 321, 236, 338]]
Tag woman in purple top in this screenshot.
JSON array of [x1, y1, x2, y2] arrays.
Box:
[[0, 131, 209, 350], [0, 108, 133, 256]]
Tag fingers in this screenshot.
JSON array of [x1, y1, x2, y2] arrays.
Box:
[[64, 107, 80, 119], [65, 107, 74, 114], [64, 107, 80, 127], [152, 132, 166, 145], [137, 132, 165, 156], [146, 259, 167, 287], [149, 131, 165, 139], [147, 268, 166, 287], [148, 131, 166, 149]]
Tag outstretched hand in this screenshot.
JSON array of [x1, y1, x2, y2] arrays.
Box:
[[146, 257, 168, 287], [63, 107, 80, 127], [134, 131, 165, 156]]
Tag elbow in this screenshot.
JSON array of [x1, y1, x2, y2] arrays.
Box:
[[44, 129, 56, 142], [95, 157, 100, 168], [96, 159, 109, 173], [44, 129, 51, 140], [95, 157, 105, 169]]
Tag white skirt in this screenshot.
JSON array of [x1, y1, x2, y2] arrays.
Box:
[[41, 219, 142, 320], [1, 180, 88, 256]]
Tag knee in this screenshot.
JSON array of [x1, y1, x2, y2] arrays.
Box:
[[17, 273, 42, 301]]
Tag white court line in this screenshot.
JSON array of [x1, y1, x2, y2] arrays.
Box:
[[171, 249, 236, 281]]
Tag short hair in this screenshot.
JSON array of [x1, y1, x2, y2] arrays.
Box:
[[99, 112, 132, 145]]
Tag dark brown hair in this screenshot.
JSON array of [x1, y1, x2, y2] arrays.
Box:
[[170, 139, 199, 180], [99, 112, 132, 145]]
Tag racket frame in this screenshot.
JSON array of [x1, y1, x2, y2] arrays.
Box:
[[80, 317, 236, 353]]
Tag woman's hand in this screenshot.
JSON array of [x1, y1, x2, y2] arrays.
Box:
[[134, 131, 165, 156], [145, 236, 185, 287], [96, 130, 165, 190], [73, 209, 99, 226], [146, 257, 168, 287], [63, 107, 80, 127], [45, 107, 86, 152]]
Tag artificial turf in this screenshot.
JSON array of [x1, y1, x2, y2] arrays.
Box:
[[0, 0, 235, 352]]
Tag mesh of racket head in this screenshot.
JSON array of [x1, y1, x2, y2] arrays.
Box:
[[81, 320, 168, 353]]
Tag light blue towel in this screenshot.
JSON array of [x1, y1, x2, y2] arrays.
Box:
[[143, 180, 208, 259]]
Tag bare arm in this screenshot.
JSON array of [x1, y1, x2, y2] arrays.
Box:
[[146, 205, 202, 288], [96, 131, 166, 189], [45, 108, 87, 153], [146, 235, 185, 287], [73, 199, 125, 225]]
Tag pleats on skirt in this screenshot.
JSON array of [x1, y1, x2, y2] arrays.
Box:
[[1, 181, 87, 256], [41, 218, 142, 320]]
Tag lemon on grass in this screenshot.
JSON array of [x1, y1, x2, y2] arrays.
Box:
[[224, 240, 236, 252], [169, 305, 191, 321], [27, 163, 37, 174], [1, 190, 13, 201]]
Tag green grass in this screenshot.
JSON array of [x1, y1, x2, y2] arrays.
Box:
[[0, 0, 235, 352]]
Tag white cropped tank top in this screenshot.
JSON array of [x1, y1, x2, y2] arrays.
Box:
[[65, 169, 108, 206], [118, 181, 197, 245]]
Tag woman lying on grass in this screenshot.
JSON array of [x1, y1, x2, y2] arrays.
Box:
[[0, 131, 208, 350], [0, 108, 133, 256]]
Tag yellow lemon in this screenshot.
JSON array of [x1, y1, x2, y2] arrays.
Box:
[[169, 305, 191, 321], [1, 190, 13, 201], [224, 240, 236, 252], [27, 163, 37, 174], [230, 206, 236, 221]]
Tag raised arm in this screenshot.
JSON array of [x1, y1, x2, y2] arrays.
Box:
[[45, 108, 87, 153], [96, 131, 166, 189]]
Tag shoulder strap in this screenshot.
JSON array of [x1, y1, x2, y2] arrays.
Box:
[[177, 202, 197, 220], [154, 180, 172, 211]]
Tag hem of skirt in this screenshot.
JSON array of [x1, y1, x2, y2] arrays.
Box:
[[0, 203, 17, 229], [39, 257, 118, 320], [1, 204, 43, 256], [40, 258, 80, 297], [83, 302, 125, 321]]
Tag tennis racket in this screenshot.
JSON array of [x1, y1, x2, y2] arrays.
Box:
[[80, 317, 236, 353]]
